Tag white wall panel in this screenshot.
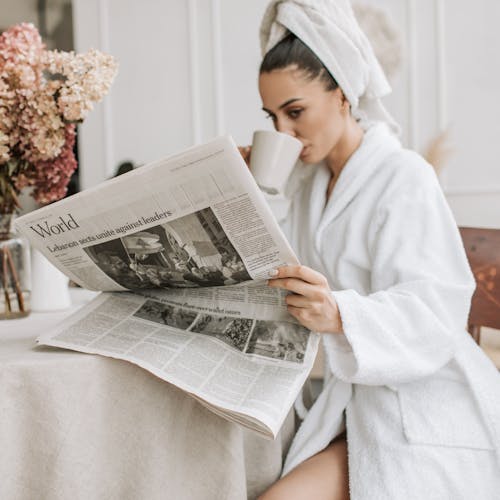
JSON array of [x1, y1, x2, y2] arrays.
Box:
[[443, 0, 500, 189], [74, 0, 193, 187], [107, 0, 192, 168], [447, 194, 500, 228], [73, 0, 108, 189], [219, 0, 271, 145], [442, 0, 500, 226], [414, 0, 440, 152], [192, 0, 217, 143]]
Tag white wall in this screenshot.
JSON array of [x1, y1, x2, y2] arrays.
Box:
[[73, 0, 500, 228]]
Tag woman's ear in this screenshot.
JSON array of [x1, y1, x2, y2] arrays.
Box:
[[342, 92, 349, 106], [338, 89, 350, 112]]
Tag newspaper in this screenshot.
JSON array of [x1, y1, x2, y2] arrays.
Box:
[[14, 136, 319, 439]]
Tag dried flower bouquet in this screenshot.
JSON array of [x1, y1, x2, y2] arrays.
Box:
[[0, 22, 118, 213]]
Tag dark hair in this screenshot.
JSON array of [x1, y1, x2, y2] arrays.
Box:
[[259, 33, 339, 91]]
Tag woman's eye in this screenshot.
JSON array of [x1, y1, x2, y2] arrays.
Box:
[[265, 113, 277, 123], [288, 109, 303, 119]]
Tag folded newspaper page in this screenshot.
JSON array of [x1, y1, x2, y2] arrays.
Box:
[[15, 135, 319, 438]]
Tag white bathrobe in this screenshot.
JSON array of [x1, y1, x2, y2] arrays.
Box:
[[268, 123, 500, 499]]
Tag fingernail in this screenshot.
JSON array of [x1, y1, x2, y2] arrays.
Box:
[[268, 269, 279, 277]]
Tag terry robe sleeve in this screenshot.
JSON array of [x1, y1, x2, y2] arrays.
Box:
[[323, 161, 476, 386]]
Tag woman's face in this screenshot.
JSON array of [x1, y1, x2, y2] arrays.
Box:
[[258, 67, 349, 164]]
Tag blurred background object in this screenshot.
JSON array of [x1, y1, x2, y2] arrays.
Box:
[[352, 3, 403, 82], [112, 160, 135, 177]]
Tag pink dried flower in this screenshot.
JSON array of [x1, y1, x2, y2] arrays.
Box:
[[18, 124, 77, 204]]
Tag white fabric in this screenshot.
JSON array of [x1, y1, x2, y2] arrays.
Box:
[[266, 123, 500, 498], [0, 289, 294, 500], [260, 0, 399, 132]]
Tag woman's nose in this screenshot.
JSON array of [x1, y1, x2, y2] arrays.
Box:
[[275, 120, 296, 137]]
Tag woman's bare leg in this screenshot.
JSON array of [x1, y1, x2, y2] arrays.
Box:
[[258, 434, 349, 500]]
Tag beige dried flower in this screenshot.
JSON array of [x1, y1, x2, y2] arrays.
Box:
[[0, 130, 9, 163], [424, 129, 454, 174], [44, 48, 119, 122]]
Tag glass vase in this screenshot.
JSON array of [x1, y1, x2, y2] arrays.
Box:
[[0, 213, 31, 319]]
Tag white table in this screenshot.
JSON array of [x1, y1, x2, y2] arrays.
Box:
[[0, 289, 293, 500]]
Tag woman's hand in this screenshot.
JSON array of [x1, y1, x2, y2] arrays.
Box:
[[268, 265, 343, 334], [238, 145, 252, 167]]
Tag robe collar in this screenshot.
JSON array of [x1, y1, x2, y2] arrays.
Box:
[[308, 122, 401, 250]]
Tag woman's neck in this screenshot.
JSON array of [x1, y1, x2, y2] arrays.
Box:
[[324, 119, 364, 179]]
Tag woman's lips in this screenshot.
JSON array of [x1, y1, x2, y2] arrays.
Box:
[[300, 146, 309, 159]]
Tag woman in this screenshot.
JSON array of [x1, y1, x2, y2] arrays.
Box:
[[241, 1, 500, 499]]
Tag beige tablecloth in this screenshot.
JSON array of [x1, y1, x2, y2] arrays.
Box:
[[0, 290, 294, 500]]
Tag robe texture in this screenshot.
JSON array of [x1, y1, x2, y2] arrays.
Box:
[[268, 123, 500, 499]]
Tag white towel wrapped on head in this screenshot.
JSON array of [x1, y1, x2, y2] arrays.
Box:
[[260, 0, 399, 132]]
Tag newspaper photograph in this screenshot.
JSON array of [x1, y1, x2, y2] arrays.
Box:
[[83, 207, 252, 290]]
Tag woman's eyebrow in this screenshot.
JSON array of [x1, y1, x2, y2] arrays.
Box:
[[262, 97, 304, 114]]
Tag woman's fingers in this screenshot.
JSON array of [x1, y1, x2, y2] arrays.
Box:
[[267, 266, 342, 334], [269, 265, 328, 286], [285, 293, 310, 308], [268, 276, 319, 296]]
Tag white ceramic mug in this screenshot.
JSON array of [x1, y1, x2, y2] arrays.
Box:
[[250, 130, 303, 195]]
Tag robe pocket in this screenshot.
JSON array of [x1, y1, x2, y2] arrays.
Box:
[[396, 378, 494, 450]]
